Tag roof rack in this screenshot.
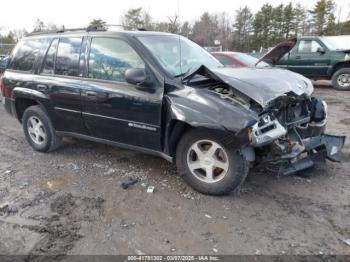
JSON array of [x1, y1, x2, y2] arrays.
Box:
[[27, 24, 146, 36]]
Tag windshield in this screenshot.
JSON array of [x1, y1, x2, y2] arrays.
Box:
[[232, 53, 269, 68], [137, 35, 223, 77], [321, 36, 350, 51]]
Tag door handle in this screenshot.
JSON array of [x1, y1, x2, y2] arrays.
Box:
[[37, 84, 48, 91], [85, 91, 97, 96], [295, 56, 301, 59]]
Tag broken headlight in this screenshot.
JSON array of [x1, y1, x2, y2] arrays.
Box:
[[249, 114, 287, 146]]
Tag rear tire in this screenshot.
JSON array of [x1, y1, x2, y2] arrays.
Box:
[[22, 105, 62, 152], [332, 68, 350, 91], [176, 129, 249, 196]]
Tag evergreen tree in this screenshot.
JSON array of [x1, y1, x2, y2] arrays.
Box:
[[310, 0, 336, 35], [122, 8, 145, 30], [233, 7, 253, 51], [88, 19, 107, 30], [282, 3, 295, 38]]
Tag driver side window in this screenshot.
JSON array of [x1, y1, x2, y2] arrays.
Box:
[[88, 38, 145, 82], [298, 40, 322, 53]]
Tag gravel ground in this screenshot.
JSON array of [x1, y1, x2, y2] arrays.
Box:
[[0, 83, 349, 258]]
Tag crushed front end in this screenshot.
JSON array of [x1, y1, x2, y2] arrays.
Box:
[[249, 94, 345, 175]]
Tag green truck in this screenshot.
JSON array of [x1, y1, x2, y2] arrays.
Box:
[[257, 35, 350, 90]]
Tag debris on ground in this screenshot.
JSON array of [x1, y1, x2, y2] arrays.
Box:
[[141, 182, 148, 187], [121, 178, 139, 189], [205, 214, 212, 219], [120, 219, 136, 229], [342, 239, 350, 246], [147, 186, 155, 193], [182, 191, 200, 200], [104, 168, 117, 175], [47, 181, 53, 189]]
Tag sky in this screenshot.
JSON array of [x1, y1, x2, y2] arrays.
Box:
[[0, 0, 349, 33]]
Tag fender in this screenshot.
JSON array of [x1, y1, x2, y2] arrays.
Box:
[[329, 61, 350, 76], [11, 87, 49, 101], [165, 85, 258, 133], [163, 85, 258, 158], [11, 87, 50, 121]]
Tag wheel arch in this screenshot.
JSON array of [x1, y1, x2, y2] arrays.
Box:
[[164, 119, 253, 161], [12, 87, 50, 122], [330, 62, 350, 77], [15, 98, 40, 122], [165, 119, 193, 159]]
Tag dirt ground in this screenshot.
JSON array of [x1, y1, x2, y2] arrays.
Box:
[[0, 82, 349, 258]]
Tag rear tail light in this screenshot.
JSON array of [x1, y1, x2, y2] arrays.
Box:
[[0, 77, 9, 97]]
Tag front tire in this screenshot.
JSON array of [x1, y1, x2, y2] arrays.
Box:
[[22, 105, 62, 152], [176, 129, 249, 196], [332, 68, 350, 91]]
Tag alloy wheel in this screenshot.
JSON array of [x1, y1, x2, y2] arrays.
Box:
[[187, 140, 229, 183], [27, 116, 47, 145]]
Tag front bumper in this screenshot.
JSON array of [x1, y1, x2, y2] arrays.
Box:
[[251, 97, 346, 175], [279, 134, 345, 176]]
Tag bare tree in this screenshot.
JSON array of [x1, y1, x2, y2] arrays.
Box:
[[10, 29, 28, 41], [33, 19, 45, 32]]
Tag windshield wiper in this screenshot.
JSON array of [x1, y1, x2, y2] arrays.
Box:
[[174, 67, 194, 78]]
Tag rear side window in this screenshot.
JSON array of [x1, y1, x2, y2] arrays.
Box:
[[55, 37, 82, 77], [8, 39, 47, 72], [42, 38, 59, 74], [88, 38, 145, 82]]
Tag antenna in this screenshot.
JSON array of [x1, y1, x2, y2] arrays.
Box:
[[177, 0, 183, 75]]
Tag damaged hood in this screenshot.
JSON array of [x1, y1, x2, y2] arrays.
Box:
[[184, 66, 313, 108]]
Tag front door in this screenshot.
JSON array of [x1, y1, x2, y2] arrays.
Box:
[[288, 39, 330, 77], [81, 37, 163, 151]]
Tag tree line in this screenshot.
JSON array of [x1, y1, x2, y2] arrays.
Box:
[[116, 0, 349, 52], [1, 0, 350, 53]]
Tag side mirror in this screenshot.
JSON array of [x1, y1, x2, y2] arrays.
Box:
[[317, 47, 325, 54], [125, 68, 152, 86]]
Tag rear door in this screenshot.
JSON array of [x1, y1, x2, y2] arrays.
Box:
[[80, 36, 163, 151], [37, 36, 88, 134], [288, 39, 331, 77]]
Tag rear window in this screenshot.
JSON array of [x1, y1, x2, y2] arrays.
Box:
[[55, 37, 82, 77], [8, 39, 47, 72]]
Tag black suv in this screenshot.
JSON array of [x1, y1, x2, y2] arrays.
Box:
[[0, 29, 345, 195]]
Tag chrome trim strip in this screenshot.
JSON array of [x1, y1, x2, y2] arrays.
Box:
[[54, 107, 81, 114], [82, 111, 160, 129]]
